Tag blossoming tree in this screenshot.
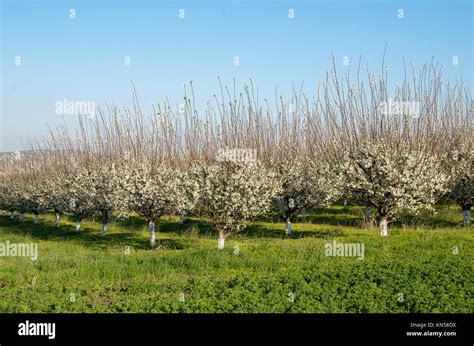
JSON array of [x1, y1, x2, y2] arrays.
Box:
[[119, 159, 180, 245], [270, 156, 340, 235], [186, 159, 281, 249], [339, 140, 450, 235], [449, 145, 473, 225]]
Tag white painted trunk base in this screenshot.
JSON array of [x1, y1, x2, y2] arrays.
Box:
[[34, 215, 39, 224], [55, 213, 60, 227], [463, 210, 471, 225], [180, 212, 185, 225], [149, 221, 156, 245], [19, 213, 24, 222], [101, 224, 107, 236], [217, 236, 225, 250], [76, 220, 81, 232], [10, 211, 14, 219], [285, 220, 292, 235], [380, 218, 388, 236]]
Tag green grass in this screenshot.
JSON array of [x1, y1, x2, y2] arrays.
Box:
[[0, 206, 472, 313]]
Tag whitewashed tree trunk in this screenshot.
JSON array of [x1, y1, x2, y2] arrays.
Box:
[[149, 221, 156, 246], [76, 219, 81, 232], [34, 214, 39, 224], [285, 218, 291, 236], [180, 212, 185, 225], [217, 231, 225, 250], [380, 216, 388, 236], [302, 208, 307, 222], [2, 210, 6, 218], [463, 210, 471, 225], [10, 211, 14, 219], [19, 213, 24, 222], [101, 223, 107, 236], [55, 213, 60, 227], [343, 199, 348, 208]]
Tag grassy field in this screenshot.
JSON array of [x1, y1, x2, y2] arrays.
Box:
[[0, 206, 472, 313]]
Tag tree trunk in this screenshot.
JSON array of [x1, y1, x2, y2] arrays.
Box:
[[364, 207, 372, 221], [2, 210, 5, 218], [285, 217, 292, 236], [180, 212, 185, 225], [76, 219, 81, 232], [101, 223, 107, 236], [55, 213, 60, 227], [101, 210, 108, 236], [10, 211, 14, 219], [463, 210, 471, 225], [343, 199, 348, 208], [149, 221, 156, 246], [301, 208, 307, 222], [379, 215, 388, 236], [19, 213, 24, 222], [34, 211, 39, 224], [217, 231, 225, 250]]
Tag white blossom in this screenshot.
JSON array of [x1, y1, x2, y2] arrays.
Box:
[[183, 160, 281, 247], [338, 140, 450, 235]]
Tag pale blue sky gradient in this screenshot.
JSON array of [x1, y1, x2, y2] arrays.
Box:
[[1, 0, 472, 151]]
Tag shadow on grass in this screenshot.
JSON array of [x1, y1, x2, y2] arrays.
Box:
[[0, 214, 350, 246], [114, 215, 148, 229], [156, 217, 347, 240], [306, 214, 360, 227], [157, 219, 214, 237], [2, 205, 461, 250], [393, 215, 462, 229], [240, 223, 345, 239], [312, 206, 361, 215], [0, 217, 187, 251]]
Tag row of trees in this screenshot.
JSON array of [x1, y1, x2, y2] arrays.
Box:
[[1, 60, 472, 247]]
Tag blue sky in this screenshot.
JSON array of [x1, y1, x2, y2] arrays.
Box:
[[1, 0, 472, 151]]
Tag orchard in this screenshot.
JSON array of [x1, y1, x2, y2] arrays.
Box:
[[0, 61, 472, 247]]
